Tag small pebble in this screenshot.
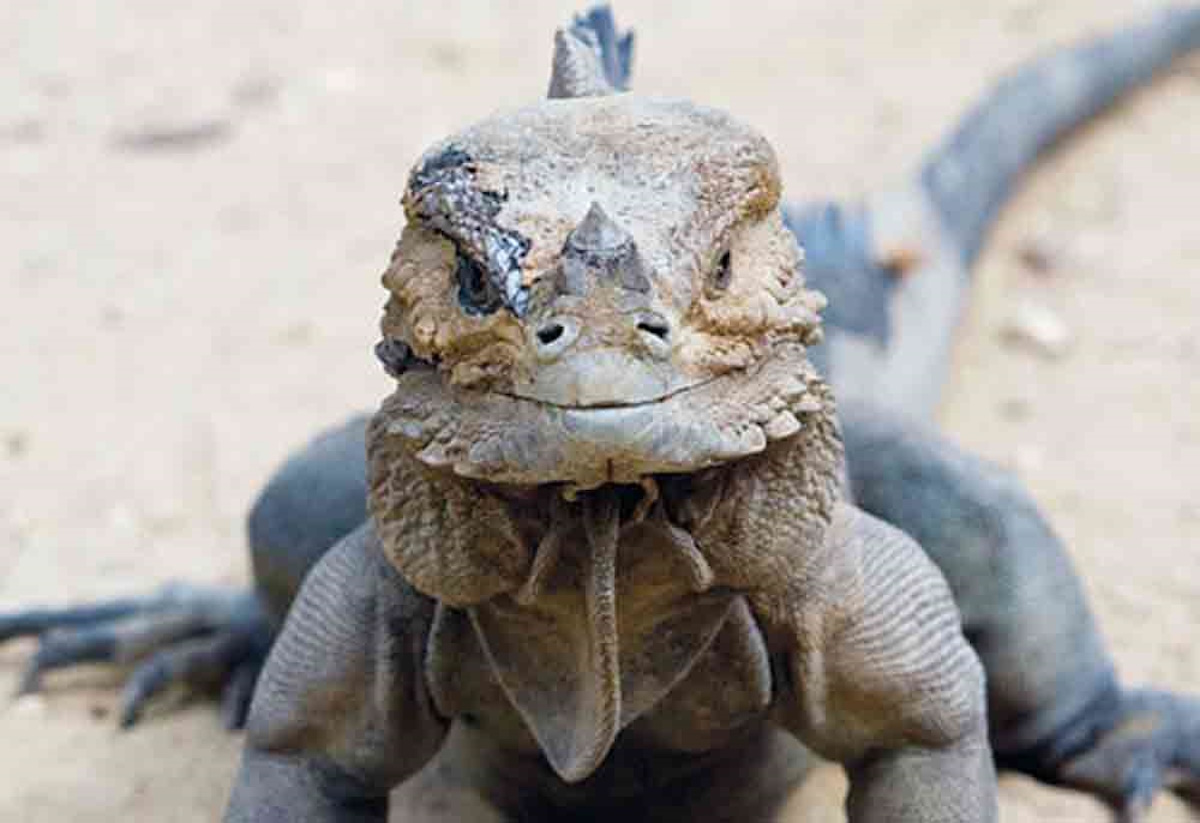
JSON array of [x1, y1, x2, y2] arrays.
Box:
[[999, 300, 1073, 359], [1015, 219, 1064, 276], [4, 431, 29, 458], [1016, 240, 1058, 275], [100, 304, 126, 329], [231, 74, 281, 109]]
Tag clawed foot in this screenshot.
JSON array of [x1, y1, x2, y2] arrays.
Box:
[[1054, 689, 1200, 822], [0, 583, 271, 729]]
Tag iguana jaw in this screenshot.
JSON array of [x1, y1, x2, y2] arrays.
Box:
[[370, 341, 826, 493]]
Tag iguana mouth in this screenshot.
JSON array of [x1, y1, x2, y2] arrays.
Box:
[[370, 342, 829, 491], [501, 375, 717, 411], [381, 342, 713, 410]]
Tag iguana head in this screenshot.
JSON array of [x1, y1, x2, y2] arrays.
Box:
[[370, 15, 829, 494]]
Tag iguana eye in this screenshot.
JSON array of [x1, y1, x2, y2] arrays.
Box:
[[456, 249, 502, 316], [708, 249, 733, 293]]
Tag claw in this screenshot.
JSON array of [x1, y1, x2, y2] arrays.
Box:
[[0, 585, 271, 726], [220, 660, 261, 730], [18, 626, 120, 695], [118, 633, 254, 728], [1054, 688, 1200, 817], [1115, 758, 1161, 823], [0, 599, 146, 642], [14, 610, 217, 698]]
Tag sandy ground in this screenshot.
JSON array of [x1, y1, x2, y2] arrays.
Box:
[[1, 1, 1198, 820]]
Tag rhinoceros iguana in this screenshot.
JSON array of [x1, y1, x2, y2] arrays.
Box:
[[4, 6, 1199, 822]]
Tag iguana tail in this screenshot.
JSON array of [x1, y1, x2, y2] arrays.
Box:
[[923, 5, 1200, 268], [800, 6, 1200, 420]]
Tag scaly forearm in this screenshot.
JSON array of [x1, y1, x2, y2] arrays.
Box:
[[846, 740, 997, 823], [225, 752, 389, 823]]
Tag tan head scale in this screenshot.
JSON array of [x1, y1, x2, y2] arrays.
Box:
[[369, 2, 838, 555], [373, 69, 829, 488]]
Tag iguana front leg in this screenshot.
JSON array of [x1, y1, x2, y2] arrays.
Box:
[[840, 401, 1200, 818], [759, 503, 998, 822], [0, 583, 270, 728], [225, 524, 448, 822]]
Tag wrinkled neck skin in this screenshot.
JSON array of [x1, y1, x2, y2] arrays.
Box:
[[367, 364, 842, 780], [366, 360, 844, 609]]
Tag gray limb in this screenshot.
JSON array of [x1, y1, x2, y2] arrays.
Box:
[[847, 740, 997, 823], [840, 400, 1200, 816], [767, 504, 997, 822], [1, 583, 269, 729], [226, 753, 390, 823], [226, 524, 448, 822], [120, 631, 264, 728]]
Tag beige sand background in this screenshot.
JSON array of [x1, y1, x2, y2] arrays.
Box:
[[1, 1, 1198, 820]]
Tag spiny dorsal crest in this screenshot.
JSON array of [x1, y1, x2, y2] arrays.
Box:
[[547, 5, 634, 99]]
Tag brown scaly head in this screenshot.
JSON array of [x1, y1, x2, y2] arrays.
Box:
[[370, 23, 830, 495]]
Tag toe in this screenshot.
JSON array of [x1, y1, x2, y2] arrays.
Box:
[[1055, 688, 1200, 816], [0, 599, 147, 642], [18, 625, 120, 694], [118, 633, 251, 728], [119, 650, 177, 727], [1116, 758, 1161, 823], [220, 660, 262, 730], [4, 585, 271, 726]]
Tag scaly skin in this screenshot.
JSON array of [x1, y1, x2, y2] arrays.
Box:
[[222, 33, 995, 818], [3, 6, 1200, 821]]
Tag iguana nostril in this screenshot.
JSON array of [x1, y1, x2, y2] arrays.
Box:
[[636, 318, 670, 342], [532, 318, 579, 361], [537, 323, 566, 346]]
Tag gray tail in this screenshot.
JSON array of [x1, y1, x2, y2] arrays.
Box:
[[923, 6, 1200, 266], [843, 6, 1200, 419]]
